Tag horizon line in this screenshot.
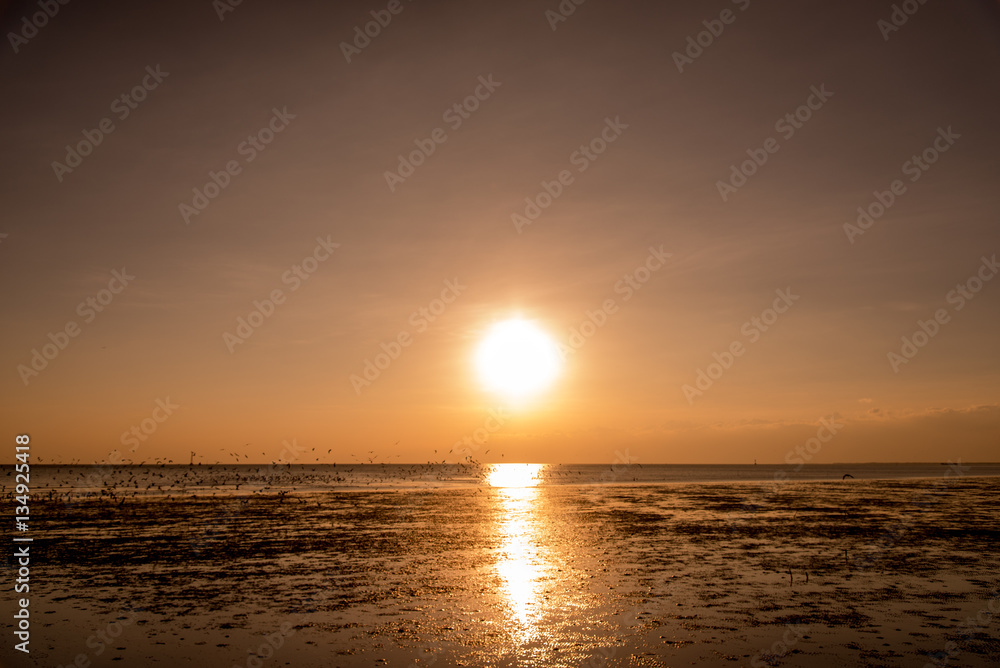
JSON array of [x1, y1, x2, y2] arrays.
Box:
[[7, 460, 998, 467]]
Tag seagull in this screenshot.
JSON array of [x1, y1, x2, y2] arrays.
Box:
[[842, 473, 855, 480]]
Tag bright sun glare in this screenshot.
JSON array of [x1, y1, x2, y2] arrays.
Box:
[[475, 319, 562, 400], [487, 463, 543, 488]]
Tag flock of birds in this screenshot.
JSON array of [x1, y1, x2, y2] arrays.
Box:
[[3, 447, 860, 507], [0, 449, 498, 506]]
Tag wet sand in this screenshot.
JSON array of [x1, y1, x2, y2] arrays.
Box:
[[3, 476, 999, 667]]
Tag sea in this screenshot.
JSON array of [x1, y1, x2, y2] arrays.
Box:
[[14, 461, 1000, 498]]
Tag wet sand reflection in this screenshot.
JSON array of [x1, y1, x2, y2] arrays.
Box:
[[489, 464, 547, 645]]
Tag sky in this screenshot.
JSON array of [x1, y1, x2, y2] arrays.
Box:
[[1, 0, 999, 465]]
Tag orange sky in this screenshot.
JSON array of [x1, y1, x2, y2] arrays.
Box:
[[1, 0, 999, 464]]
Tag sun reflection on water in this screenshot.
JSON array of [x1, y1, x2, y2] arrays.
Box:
[[487, 463, 542, 489], [488, 464, 547, 643]]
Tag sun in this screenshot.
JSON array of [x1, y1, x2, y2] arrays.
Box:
[[475, 319, 562, 400]]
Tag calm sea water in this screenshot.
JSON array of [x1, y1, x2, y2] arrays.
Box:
[[13, 462, 1000, 498]]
